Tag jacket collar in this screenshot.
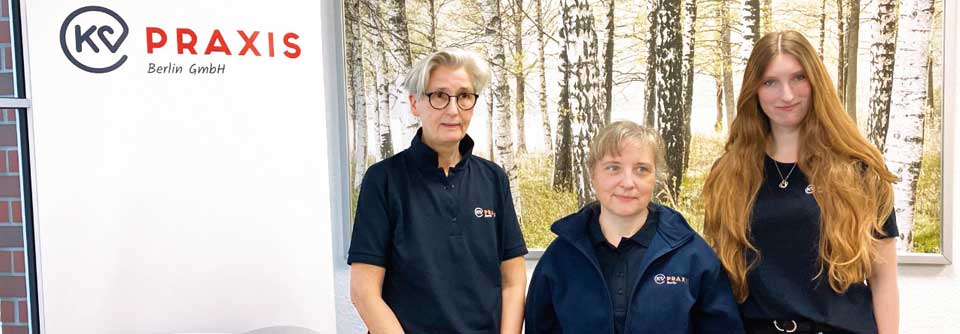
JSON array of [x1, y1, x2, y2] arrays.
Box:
[[551, 201, 696, 274], [587, 206, 659, 248], [552, 202, 694, 249], [407, 128, 476, 171]]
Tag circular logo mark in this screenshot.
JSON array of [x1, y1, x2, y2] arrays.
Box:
[[60, 6, 129, 73], [654, 274, 666, 285], [474, 208, 483, 218]]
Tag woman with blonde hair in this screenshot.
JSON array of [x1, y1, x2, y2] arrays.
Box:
[[526, 120, 743, 334], [702, 31, 899, 334]]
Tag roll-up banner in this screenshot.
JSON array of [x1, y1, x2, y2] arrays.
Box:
[[25, 1, 336, 333]]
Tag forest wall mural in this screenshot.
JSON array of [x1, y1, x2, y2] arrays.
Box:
[[343, 0, 945, 254]]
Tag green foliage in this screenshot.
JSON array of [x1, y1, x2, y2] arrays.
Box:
[[911, 98, 943, 253], [672, 133, 726, 233], [912, 152, 942, 253], [349, 160, 360, 231], [518, 153, 579, 249]]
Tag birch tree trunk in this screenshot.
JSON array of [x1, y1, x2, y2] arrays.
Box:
[[761, 0, 772, 35], [819, 0, 827, 56], [843, 0, 859, 121], [744, 0, 761, 45], [721, 0, 736, 130], [867, 0, 898, 150], [644, 1, 658, 128], [513, 0, 528, 154], [536, 0, 554, 155], [715, 78, 724, 132], [554, 17, 573, 192], [558, 0, 605, 205], [388, 0, 419, 144], [885, 0, 932, 252], [490, 0, 523, 221], [375, 47, 394, 159], [837, 0, 847, 100], [372, 0, 395, 159], [428, 0, 437, 50], [603, 0, 615, 124], [554, 59, 573, 192], [489, 91, 496, 160], [653, 0, 684, 203], [484, 0, 499, 161], [347, 0, 368, 188], [681, 0, 697, 174]]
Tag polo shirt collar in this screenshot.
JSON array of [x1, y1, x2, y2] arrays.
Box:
[[585, 202, 659, 248], [408, 128, 476, 171]]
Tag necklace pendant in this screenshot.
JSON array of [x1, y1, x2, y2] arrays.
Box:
[[778, 180, 789, 189]]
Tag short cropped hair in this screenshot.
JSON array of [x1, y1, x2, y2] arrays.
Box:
[[587, 120, 667, 182], [402, 48, 491, 97]]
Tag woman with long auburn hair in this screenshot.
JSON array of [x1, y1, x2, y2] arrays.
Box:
[[702, 31, 899, 334]]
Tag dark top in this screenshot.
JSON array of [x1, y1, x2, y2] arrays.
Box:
[[587, 206, 659, 334], [348, 129, 528, 334], [741, 155, 898, 334], [526, 202, 744, 334]]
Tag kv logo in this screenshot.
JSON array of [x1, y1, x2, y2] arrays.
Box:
[[60, 6, 129, 73]]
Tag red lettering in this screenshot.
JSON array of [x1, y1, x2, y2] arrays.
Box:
[[147, 27, 299, 59], [238, 31, 261, 56], [283, 33, 300, 59], [203, 29, 232, 55], [176, 28, 198, 55], [268, 32, 275, 57], [146, 27, 167, 54]]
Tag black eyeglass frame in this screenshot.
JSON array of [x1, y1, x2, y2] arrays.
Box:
[[423, 91, 480, 110]]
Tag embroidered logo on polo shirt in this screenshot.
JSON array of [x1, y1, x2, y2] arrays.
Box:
[[474, 207, 496, 219], [654, 273, 687, 285]]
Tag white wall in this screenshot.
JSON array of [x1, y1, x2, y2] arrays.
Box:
[[335, 2, 960, 333], [895, 1, 960, 332], [24, 1, 338, 333]]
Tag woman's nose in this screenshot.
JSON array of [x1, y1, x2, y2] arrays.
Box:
[[781, 84, 795, 101], [620, 172, 636, 188]]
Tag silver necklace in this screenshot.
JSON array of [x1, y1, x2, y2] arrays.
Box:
[[773, 161, 797, 189]]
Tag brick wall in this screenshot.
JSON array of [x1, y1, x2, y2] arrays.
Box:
[[0, 107, 26, 334], [0, 0, 12, 97], [0, 0, 29, 332]]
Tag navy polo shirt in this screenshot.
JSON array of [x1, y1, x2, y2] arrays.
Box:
[[586, 204, 658, 334], [348, 129, 528, 333], [742, 156, 898, 334]]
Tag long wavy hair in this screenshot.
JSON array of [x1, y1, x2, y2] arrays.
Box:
[[701, 31, 896, 302]]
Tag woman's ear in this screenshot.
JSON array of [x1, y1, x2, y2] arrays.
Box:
[[409, 94, 422, 118]]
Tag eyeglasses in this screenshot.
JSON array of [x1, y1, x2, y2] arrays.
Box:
[[424, 91, 479, 110]]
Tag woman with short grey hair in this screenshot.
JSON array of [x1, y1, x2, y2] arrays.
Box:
[[349, 48, 528, 334]]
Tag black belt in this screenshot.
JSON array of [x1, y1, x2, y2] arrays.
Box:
[[744, 319, 849, 334]]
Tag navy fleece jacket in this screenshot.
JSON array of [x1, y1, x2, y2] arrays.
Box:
[[525, 202, 744, 334]]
